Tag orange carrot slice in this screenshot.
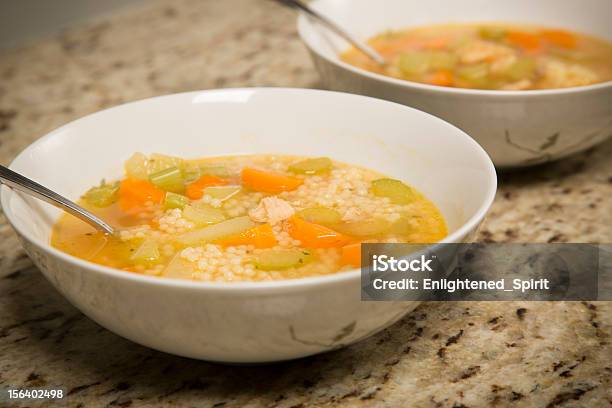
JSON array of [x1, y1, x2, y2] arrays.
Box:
[[119, 178, 165, 211], [426, 70, 454, 87], [506, 31, 542, 51], [341, 243, 362, 268], [422, 37, 449, 50], [241, 168, 303, 194], [186, 175, 229, 200], [541, 30, 577, 49], [217, 224, 277, 249], [286, 216, 350, 248]]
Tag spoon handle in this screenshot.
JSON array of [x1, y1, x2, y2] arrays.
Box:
[[276, 0, 385, 65], [0, 164, 115, 235]]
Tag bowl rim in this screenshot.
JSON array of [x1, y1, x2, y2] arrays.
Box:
[[297, 11, 612, 98], [1, 87, 497, 292]]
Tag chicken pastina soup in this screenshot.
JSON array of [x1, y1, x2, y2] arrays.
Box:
[[52, 154, 447, 281], [341, 23, 612, 90]]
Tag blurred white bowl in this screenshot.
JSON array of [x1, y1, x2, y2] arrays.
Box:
[[298, 0, 612, 167], [1, 88, 496, 363]]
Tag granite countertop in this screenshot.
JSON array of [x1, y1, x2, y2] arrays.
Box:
[[0, 0, 610, 407]]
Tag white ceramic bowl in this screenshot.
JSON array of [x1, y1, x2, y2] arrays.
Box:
[[1, 88, 496, 363], [298, 0, 612, 167]]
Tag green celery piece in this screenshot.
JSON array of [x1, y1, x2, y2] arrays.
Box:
[[149, 166, 185, 193], [479, 26, 507, 41], [296, 207, 342, 226], [289, 157, 333, 175], [370, 178, 416, 204], [253, 249, 314, 271], [83, 180, 119, 207], [334, 219, 392, 237], [164, 192, 190, 210]]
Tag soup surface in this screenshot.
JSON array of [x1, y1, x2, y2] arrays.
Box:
[[341, 23, 612, 90], [52, 154, 447, 281]]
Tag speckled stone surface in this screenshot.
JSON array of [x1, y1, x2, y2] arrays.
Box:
[[0, 0, 610, 407]]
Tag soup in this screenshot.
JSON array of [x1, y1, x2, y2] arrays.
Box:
[[51, 154, 447, 282], [341, 23, 612, 90]]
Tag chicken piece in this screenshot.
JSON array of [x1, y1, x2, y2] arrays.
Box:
[[501, 79, 533, 90], [457, 40, 515, 64], [248, 197, 295, 224], [539, 58, 599, 88]]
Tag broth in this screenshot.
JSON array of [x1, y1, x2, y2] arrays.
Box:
[[52, 154, 447, 281]]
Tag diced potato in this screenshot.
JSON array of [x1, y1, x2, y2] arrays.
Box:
[[398, 52, 431, 76], [288, 157, 333, 175], [125, 153, 184, 180], [370, 178, 416, 204], [334, 218, 392, 237], [148, 154, 184, 175], [202, 185, 241, 201], [124, 153, 149, 180], [83, 180, 119, 207], [164, 192, 190, 210], [130, 239, 160, 264], [177, 216, 256, 245], [296, 207, 342, 226], [149, 166, 185, 193], [253, 249, 314, 271], [182, 204, 225, 226]]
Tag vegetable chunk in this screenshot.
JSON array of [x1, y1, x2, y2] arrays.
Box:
[[149, 166, 185, 193], [83, 181, 119, 207], [289, 157, 333, 175], [241, 168, 303, 194], [296, 207, 342, 226], [218, 224, 277, 248], [182, 204, 225, 226], [254, 249, 314, 270], [119, 179, 165, 210], [177, 216, 256, 245], [370, 178, 416, 204], [287, 216, 351, 248]]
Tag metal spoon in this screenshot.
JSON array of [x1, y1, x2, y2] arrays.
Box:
[[0, 164, 115, 235], [275, 0, 386, 65]]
